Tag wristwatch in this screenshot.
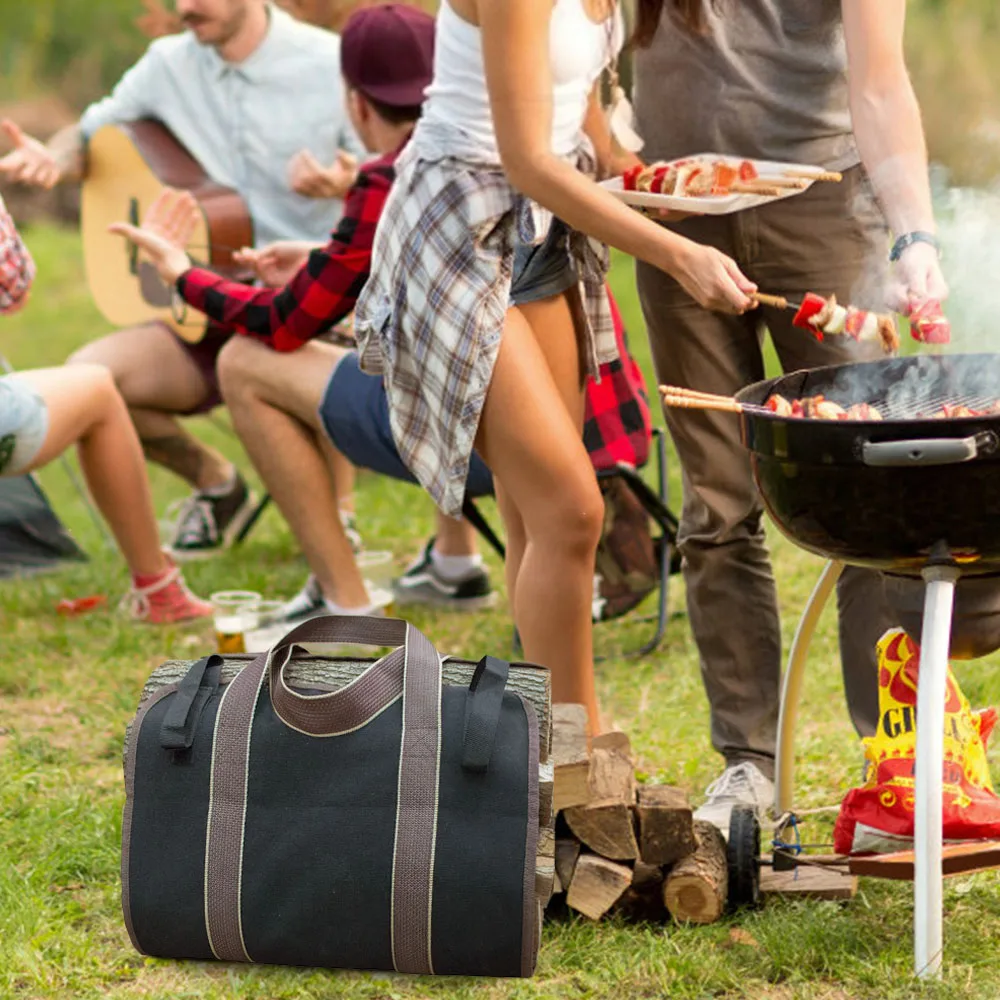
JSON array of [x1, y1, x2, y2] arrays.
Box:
[[889, 231, 941, 263]]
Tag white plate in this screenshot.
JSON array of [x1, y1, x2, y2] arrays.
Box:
[[602, 154, 829, 216]]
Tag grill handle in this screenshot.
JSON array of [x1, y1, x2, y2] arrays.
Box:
[[862, 431, 998, 467]]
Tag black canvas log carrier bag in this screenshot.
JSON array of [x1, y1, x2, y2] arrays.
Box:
[[121, 615, 551, 977]]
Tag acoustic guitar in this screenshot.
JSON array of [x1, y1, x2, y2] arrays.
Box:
[[81, 120, 254, 344]]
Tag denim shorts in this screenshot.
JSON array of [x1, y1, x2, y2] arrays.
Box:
[[319, 353, 495, 498], [509, 219, 578, 305], [0, 375, 49, 477]]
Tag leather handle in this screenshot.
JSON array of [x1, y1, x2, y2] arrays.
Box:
[[263, 615, 439, 737], [461, 656, 510, 773]]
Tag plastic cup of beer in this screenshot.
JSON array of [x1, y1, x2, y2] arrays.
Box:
[[211, 590, 261, 654], [357, 550, 394, 592]]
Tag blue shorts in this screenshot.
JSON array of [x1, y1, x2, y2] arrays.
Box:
[[318, 219, 575, 497], [320, 354, 495, 498], [0, 375, 49, 477]]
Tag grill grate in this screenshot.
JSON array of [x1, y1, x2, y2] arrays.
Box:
[[870, 388, 1000, 421]]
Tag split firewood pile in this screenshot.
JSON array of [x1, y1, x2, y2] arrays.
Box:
[[538, 705, 730, 925]]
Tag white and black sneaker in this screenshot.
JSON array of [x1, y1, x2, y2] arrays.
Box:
[[166, 474, 258, 560], [276, 574, 326, 625], [392, 538, 496, 611]]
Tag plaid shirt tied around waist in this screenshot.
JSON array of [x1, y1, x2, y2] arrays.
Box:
[[354, 120, 618, 518]]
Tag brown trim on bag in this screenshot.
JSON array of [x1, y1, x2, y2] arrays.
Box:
[[390, 625, 442, 975], [270, 643, 407, 736], [517, 694, 542, 978], [121, 683, 179, 956], [204, 660, 267, 963]]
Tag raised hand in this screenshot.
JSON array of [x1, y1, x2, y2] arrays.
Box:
[[107, 188, 199, 285], [288, 148, 358, 200], [0, 120, 61, 189], [233, 240, 315, 286]]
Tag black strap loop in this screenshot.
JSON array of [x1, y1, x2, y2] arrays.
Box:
[[160, 654, 223, 750], [461, 656, 509, 773]]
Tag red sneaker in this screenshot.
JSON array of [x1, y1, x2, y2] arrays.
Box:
[[124, 564, 213, 624]]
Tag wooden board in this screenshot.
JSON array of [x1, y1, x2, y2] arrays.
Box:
[[848, 840, 1000, 881], [761, 863, 857, 901]]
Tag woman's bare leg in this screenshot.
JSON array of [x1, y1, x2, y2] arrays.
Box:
[[13, 366, 166, 577], [475, 299, 602, 730]]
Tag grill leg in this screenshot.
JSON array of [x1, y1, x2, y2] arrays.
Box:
[[914, 563, 960, 979], [774, 560, 843, 817]]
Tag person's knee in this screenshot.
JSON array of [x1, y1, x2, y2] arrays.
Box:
[[217, 335, 262, 403], [535, 478, 604, 561]]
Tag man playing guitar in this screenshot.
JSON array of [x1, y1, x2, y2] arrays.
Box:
[[0, 0, 362, 559]]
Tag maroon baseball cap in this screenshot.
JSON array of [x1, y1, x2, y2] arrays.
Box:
[[341, 4, 436, 108]]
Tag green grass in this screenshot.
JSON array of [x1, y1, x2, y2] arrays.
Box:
[[2, 226, 1000, 999]]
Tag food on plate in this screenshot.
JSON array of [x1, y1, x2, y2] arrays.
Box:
[[791, 293, 899, 353], [621, 157, 795, 199], [906, 298, 951, 345]]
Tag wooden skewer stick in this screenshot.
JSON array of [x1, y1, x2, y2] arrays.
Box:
[[783, 168, 843, 183], [731, 182, 785, 197], [660, 384, 772, 416], [752, 177, 811, 190], [752, 292, 791, 310]]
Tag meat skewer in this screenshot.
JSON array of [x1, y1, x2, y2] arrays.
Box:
[[750, 291, 900, 354]]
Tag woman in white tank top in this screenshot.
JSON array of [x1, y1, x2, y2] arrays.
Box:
[[355, 0, 757, 735]]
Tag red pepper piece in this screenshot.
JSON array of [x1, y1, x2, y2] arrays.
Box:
[[56, 594, 107, 616], [623, 164, 643, 191], [792, 293, 829, 338], [908, 299, 951, 344], [844, 307, 867, 341], [651, 165, 670, 194], [739, 159, 759, 182], [790, 400, 805, 418], [765, 396, 781, 412]]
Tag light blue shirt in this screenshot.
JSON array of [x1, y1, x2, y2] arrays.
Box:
[[79, 5, 364, 248]]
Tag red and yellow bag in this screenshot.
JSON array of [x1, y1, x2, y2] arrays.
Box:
[[834, 628, 1000, 855]]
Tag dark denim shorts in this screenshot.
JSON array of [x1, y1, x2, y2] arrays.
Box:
[[509, 219, 578, 306]]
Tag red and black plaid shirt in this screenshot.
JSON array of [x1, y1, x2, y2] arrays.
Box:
[[584, 292, 652, 473], [175, 144, 402, 353]]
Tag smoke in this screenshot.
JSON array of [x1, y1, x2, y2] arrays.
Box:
[[932, 167, 1000, 352]]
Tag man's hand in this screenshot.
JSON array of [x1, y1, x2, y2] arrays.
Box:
[[0, 120, 61, 189], [233, 240, 315, 286], [107, 188, 198, 285], [289, 149, 358, 200], [888, 241, 948, 312]]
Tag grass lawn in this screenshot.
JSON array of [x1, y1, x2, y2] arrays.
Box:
[[2, 224, 1000, 1000]]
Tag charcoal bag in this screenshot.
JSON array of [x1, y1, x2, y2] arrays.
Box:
[[122, 615, 547, 977]]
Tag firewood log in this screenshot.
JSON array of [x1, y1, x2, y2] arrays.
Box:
[[663, 820, 728, 924], [566, 855, 633, 920], [635, 785, 696, 866], [612, 862, 667, 922], [555, 838, 581, 892], [563, 800, 639, 860], [552, 704, 590, 811]]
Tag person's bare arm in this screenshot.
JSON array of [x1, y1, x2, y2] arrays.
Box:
[[0, 121, 83, 188], [843, 0, 946, 304], [477, 0, 754, 312]]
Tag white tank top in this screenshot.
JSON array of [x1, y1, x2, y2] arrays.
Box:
[[422, 0, 622, 160]]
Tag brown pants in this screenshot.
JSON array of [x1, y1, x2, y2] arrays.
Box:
[[636, 167, 893, 777]]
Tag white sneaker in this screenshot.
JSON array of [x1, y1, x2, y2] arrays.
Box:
[[693, 761, 774, 835]]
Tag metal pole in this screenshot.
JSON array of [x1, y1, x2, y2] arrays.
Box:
[[914, 563, 960, 979], [774, 560, 843, 816]]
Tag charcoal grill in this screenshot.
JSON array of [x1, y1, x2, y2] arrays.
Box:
[[735, 353, 1000, 979]]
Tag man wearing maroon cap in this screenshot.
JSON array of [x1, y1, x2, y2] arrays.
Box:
[[113, 3, 498, 620]]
